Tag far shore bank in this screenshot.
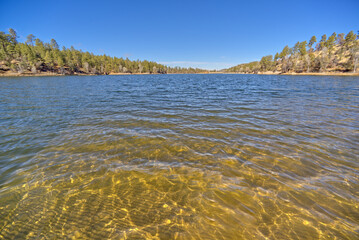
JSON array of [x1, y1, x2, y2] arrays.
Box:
[[0, 71, 218, 77], [1, 71, 359, 77], [224, 72, 359, 76], [0, 72, 162, 77]]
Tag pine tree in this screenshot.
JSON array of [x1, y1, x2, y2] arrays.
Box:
[[345, 31, 357, 48], [259, 55, 273, 71], [327, 33, 337, 53], [274, 52, 279, 61], [26, 34, 35, 46], [308, 36, 317, 52], [299, 41, 307, 56], [318, 34, 327, 50], [279, 46, 289, 59], [50, 39, 59, 50]]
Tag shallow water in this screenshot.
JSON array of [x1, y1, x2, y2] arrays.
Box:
[[0, 74, 358, 239]]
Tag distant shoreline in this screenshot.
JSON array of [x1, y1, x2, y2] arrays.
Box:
[[1, 71, 359, 77], [0, 72, 160, 77], [0, 71, 217, 77], [224, 72, 359, 76]]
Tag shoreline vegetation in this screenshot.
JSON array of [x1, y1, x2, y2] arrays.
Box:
[[224, 31, 359, 75], [0, 29, 210, 76], [1, 29, 358, 77], [1, 71, 359, 77], [227, 71, 359, 76]]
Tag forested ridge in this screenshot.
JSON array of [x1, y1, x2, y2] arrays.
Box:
[[2, 29, 358, 76], [0, 29, 207, 75], [225, 31, 359, 74]]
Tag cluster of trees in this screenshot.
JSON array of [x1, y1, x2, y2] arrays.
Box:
[[226, 31, 359, 74], [0, 29, 206, 75]]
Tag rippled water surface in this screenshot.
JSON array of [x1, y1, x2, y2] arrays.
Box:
[[0, 74, 358, 239]]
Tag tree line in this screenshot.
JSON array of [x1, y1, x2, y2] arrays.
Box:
[[225, 31, 359, 74], [0, 29, 206, 75]]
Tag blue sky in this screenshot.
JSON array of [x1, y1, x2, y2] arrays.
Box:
[[1, 0, 358, 70]]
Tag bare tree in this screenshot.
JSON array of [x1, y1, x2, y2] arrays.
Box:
[[83, 62, 89, 73], [319, 47, 329, 72], [304, 55, 311, 72], [31, 65, 37, 74], [351, 47, 359, 73]]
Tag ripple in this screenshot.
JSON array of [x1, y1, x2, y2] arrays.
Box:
[[0, 74, 359, 239]]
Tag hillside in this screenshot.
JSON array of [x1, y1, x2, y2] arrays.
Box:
[[0, 29, 207, 76], [225, 31, 359, 74]]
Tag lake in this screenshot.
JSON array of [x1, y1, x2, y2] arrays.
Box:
[[0, 74, 358, 239]]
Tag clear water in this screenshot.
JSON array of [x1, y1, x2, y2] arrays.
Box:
[[0, 74, 358, 239]]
